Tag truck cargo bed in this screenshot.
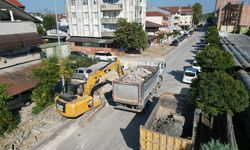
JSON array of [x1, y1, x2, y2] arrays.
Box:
[[112, 65, 160, 111], [140, 93, 195, 150]]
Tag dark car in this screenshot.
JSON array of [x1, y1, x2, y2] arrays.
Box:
[[178, 36, 185, 42], [189, 31, 194, 35], [183, 33, 189, 38], [171, 39, 179, 46], [71, 51, 87, 57]]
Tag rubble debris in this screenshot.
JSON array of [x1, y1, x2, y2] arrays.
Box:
[[123, 67, 152, 82], [151, 114, 183, 137]]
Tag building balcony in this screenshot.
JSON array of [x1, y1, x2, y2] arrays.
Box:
[[101, 30, 115, 37], [0, 21, 37, 35], [101, 18, 121, 24], [100, 4, 122, 11]]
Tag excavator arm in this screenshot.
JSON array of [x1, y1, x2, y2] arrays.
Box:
[[83, 59, 124, 96]]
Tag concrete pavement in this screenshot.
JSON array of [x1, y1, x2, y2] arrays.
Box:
[[37, 31, 203, 150]]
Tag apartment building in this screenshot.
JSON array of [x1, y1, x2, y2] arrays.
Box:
[[215, 0, 250, 33], [146, 8, 171, 32], [66, 0, 146, 53], [160, 6, 193, 31]]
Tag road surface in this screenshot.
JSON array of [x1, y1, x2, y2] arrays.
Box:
[[39, 31, 203, 150]]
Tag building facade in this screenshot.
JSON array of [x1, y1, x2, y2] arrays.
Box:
[[66, 0, 146, 37], [159, 6, 193, 31], [66, 0, 146, 53], [215, 0, 250, 33]]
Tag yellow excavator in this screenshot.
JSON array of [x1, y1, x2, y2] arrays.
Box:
[[55, 59, 124, 118]]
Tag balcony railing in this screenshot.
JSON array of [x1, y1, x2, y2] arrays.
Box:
[[101, 31, 115, 37], [101, 18, 121, 24], [100, 4, 122, 11]]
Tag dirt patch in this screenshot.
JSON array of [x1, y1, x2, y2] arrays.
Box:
[[152, 114, 184, 137]]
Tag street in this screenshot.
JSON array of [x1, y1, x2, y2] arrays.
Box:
[[38, 31, 203, 150]]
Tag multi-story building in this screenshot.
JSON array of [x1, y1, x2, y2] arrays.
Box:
[[146, 8, 171, 32], [66, 0, 146, 53], [215, 0, 250, 33], [160, 6, 193, 31]]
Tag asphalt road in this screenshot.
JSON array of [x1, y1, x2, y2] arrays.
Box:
[[42, 31, 203, 150]]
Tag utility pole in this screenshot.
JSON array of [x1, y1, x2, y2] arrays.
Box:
[[54, 0, 65, 94]]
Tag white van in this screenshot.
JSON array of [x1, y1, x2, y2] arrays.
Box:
[[94, 52, 117, 61], [183, 67, 198, 84]]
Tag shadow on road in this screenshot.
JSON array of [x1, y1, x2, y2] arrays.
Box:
[[185, 59, 194, 65], [168, 70, 184, 83], [120, 96, 159, 150]]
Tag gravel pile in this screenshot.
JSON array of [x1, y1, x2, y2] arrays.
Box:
[[122, 67, 152, 82]]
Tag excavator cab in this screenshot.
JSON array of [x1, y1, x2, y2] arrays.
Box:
[[66, 81, 84, 97]]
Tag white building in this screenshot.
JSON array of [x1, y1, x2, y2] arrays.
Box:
[[66, 0, 146, 37], [160, 6, 193, 31]]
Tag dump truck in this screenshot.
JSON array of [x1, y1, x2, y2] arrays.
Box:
[[112, 60, 165, 112], [140, 93, 195, 150]]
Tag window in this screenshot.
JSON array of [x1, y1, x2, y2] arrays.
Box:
[[94, 25, 99, 31], [94, 0, 97, 5], [84, 25, 89, 31], [72, 13, 77, 18], [83, 12, 89, 19], [83, 0, 88, 5], [71, 0, 76, 6], [93, 12, 98, 19]]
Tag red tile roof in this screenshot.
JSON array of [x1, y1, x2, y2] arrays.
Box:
[[146, 11, 169, 17], [7, 0, 25, 8], [159, 6, 193, 14], [160, 6, 180, 13]]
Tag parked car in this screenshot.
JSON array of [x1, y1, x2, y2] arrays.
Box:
[[177, 36, 185, 42], [192, 60, 201, 72], [171, 39, 179, 46], [71, 51, 87, 57], [199, 39, 207, 47], [183, 33, 189, 38], [182, 67, 198, 84], [189, 31, 194, 35], [94, 52, 117, 61], [73, 67, 93, 80]]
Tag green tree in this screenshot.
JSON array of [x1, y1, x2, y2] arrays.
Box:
[[115, 19, 148, 53], [37, 24, 45, 36], [0, 84, 17, 135], [201, 139, 236, 150], [196, 46, 234, 72], [190, 71, 249, 116], [32, 57, 60, 114], [43, 15, 56, 31], [192, 3, 203, 25], [205, 26, 220, 46]]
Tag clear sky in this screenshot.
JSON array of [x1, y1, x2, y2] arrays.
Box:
[[19, 0, 216, 13]]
